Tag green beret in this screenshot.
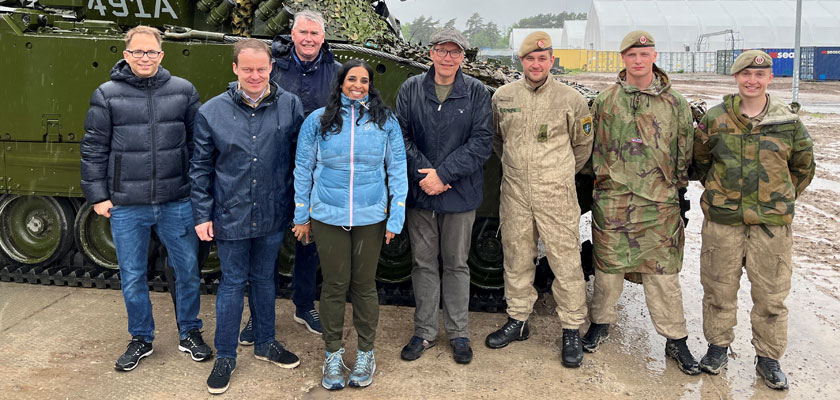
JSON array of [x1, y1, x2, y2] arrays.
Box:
[[518, 31, 553, 58], [620, 30, 655, 53], [731, 50, 773, 75]]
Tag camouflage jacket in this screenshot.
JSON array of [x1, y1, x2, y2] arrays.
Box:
[[590, 66, 693, 274], [693, 94, 815, 226]]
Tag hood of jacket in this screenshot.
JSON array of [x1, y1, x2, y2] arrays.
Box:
[[110, 59, 171, 89], [271, 35, 337, 71], [721, 93, 799, 130], [617, 64, 671, 96]]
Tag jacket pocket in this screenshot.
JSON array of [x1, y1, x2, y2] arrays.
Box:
[[113, 154, 122, 192]]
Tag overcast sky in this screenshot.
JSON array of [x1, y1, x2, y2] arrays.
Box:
[[384, 0, 592, 30]]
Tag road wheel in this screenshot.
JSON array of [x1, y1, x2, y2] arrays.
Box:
[[0, 195, 75, 267], [73, 201, 118, 270]]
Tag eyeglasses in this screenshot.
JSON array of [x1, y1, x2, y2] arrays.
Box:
[[432, 48, 463, 59], [126, 50, 162, 59]]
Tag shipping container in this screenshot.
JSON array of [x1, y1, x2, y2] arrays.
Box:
[[657, 52, 693, 73], [717, 49, 734, 74], [584, 50, 623, 73], [813, 47, 840, 81], [554, 49, 588, 70], [800, 46, 815, 80], [693, 52, 717, 73], [762, 48, 795, 77]]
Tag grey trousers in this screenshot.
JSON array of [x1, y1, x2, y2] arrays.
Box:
[[406, 208, 475, 341]]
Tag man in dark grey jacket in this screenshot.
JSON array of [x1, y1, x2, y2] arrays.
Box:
[[397, 28, 493, 365], [81, 26, 211, 372], [191, 39, 304, 395]]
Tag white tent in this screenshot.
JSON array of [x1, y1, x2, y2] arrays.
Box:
[[509, 28, 564, 51], [560, 21, 587, 48], [584, 0, 840, 52]]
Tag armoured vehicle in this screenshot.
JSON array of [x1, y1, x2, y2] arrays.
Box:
[[0, 0, 597, 309]]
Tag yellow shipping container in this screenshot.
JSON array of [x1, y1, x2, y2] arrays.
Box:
[[553, 49, 588, 70], [585, 50, 623, 73]]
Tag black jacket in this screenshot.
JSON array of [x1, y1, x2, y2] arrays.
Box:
[[396, 66, 493, 213], [81, 60, 200, 206], [190, 82, 304, 240], [270, 35, 342, 116]]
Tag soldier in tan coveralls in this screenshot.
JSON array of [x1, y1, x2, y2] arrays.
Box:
[[693, 50, 815, 390], [485, 31, 593, 368], [581, 31, 701, 375]]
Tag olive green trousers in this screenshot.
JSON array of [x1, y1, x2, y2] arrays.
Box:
[[311, 219, 385, 353], [700, 220, 793, 360]]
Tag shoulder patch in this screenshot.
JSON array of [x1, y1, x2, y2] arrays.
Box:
[[581, 115, 593, 136]]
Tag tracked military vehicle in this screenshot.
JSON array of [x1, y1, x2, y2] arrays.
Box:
[[0, 0, 599, 310]]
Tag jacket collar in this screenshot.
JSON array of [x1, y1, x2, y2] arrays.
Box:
[[519, 75, 555, 93], [723, 93, 799, 128], [110, 59, 171, 89], [617, 64, 670, 96], [227, 81, 281, 109], [422, 65, 468, 104], [272, 35, 337, 73]]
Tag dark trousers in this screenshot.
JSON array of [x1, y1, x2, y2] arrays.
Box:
[[214, 231, 285, 359], [312, 219, 385, 353], [291, 240, 320, 311]]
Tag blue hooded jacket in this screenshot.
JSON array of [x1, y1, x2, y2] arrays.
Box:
[[293, 94, 408, 234]]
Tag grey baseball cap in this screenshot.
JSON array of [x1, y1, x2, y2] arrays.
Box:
[[429, 28, 470, 50]]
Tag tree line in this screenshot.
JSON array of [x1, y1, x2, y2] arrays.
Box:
[[401, 12, 587, 48]]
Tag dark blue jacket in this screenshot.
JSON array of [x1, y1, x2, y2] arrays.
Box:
[[81, 60, 200, 205], [270, 35, 341, 116], [396, 66, 493, 213], [189, 82, 304, 240]]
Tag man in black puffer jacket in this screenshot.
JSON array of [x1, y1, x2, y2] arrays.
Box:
[[81, 26, 212, 372]]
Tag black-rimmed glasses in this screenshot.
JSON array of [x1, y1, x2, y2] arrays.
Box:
[[126, 50, 162, 59], [432, 48, 463, 59]]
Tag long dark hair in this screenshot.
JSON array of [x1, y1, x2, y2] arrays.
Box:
[[319, 59, 392, 138]]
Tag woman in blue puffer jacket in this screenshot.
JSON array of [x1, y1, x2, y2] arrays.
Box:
[[291, 59, 407, 391]]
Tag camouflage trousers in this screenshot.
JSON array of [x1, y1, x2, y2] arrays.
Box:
[[499, 180, 586, 329], [700, 220, 793, 360], [589, 269, 688, 339]]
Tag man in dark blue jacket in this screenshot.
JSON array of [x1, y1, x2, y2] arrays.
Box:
[[81, 26, 212, 372], [190, 39, 305, 394], [236, 9, 340, 342], [397, 28, 493, 365]]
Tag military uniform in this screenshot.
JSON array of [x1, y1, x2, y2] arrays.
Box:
[[588, 32, 694, 340], [694, 51, 815, 361], [492, 52, 593, 328]]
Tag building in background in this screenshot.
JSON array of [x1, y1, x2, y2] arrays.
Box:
[[560, 20, 587, 49]]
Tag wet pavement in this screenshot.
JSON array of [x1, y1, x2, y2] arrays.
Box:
[[1, 184, 838, 399]]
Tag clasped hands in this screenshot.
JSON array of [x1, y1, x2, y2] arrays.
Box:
[[418, 168, 451, 196]]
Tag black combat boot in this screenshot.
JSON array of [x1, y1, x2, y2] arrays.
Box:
[[561, 329, 583, 368], [485, 317, 530, 349], [665, 337, 701, 375], [756, 356, 788, 390], [581, 323, 610, 353], [699, 344, 728, 374]]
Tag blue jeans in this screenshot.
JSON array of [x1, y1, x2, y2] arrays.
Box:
[[291, 240, 320, 312], [215, 231, 285, 359], [110, 199, 202, 342]]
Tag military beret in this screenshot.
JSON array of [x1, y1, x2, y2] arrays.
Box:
[[620, 30, 655, 53], [731, 50, 773, 75], [430, 28, 470, 50], [518, 31, 553, 58]]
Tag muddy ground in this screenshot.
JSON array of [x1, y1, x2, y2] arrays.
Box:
[[0, 74, 838, 400]]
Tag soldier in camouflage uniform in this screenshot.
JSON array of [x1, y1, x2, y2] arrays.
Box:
[[486, 31, 593, 368], [581, 31, 700, 375], [693, 50, 815, 390]]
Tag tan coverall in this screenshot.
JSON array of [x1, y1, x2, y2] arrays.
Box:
[[492, 77, 593, 328]]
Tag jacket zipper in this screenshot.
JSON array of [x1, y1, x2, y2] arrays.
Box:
[[349, 104, 356, 226], [147, 81, 157, 203]]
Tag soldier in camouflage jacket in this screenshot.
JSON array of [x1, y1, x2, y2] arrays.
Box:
[[693, 50, 815, 390], [582, 31, 701, 376]]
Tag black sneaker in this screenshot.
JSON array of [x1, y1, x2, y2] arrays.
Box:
[[207, 358, 236, 395], [400, 336, 436, 361], [581, 323, 610, 353], [179, 329, 213, 362], [238, 315, 254, 346], [699, 344, 728, 374], [254, 340, 300, 369], [114, 336, 153, 371], [561, 329, 583, 368], [665, 337, 701, 375], [485, 317, 530, 349], [755, 356, 788, 390], [450, 337, 473, 364]]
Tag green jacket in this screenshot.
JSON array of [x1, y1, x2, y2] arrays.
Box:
[[693, 94, 815, 226], [590, 66, 693, 274]]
